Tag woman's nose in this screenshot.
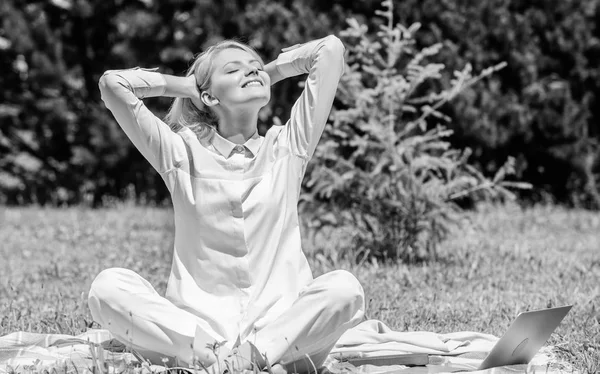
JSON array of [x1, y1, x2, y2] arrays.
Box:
[[246, 66, 258, 76]]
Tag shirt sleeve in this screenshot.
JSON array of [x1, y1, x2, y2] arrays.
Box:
[[276, 35, 345, 160], [98, 67, 187, 174]]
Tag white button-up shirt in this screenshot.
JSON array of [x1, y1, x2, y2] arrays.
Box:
[[99, 35, 345, 347]]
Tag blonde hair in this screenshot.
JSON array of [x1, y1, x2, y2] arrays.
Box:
[[165, 40, 264, 137]]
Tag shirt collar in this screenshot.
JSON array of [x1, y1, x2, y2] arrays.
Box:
[[210, 130, 262, 158]]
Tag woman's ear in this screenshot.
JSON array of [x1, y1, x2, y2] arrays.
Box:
[[201, 91, 220, 107]]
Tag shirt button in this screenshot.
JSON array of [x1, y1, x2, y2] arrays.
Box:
[[234, 145, 244, 153]]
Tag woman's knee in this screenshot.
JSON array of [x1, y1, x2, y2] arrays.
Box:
[[88, 267, 135, 305], [323, 270, 365, 312]]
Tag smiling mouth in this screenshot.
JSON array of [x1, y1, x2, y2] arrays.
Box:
[[242, 80, 263, 88]]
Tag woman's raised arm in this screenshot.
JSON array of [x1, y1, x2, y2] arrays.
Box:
[[99, 68, 195, 174], [271, 35, 345, 160]]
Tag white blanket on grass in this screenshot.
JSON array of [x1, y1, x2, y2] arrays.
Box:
[[0, 320, 572, 374]]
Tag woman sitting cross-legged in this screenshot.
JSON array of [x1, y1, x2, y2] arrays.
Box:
[[88, 35, 365, 374]]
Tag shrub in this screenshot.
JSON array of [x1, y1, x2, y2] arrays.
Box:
[[300, 0, 529, 263], [397, 0, 600, 209]]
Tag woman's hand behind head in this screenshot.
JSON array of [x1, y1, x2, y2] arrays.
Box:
[[187, 75, 204, 111]]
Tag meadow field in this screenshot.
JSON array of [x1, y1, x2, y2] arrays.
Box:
[[0, 203, 598, 372]]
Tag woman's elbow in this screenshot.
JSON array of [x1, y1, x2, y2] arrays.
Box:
[[325, 35, 345, 53], [98, 70, 129, 105], [98, 71, 118, 94], [322, 35, 346, 74]]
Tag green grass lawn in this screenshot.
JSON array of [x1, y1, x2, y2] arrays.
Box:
[[0, 203, 598, 372]]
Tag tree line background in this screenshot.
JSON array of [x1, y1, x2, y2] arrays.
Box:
[[1, 0, 599, 209]]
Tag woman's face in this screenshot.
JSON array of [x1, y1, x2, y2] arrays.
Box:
[[207, 48, 271, 110]]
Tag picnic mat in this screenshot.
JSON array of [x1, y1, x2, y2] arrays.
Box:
[[0, 320, 574, 373]]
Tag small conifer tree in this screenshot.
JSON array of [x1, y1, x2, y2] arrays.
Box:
[[300, 0, 529, 262]]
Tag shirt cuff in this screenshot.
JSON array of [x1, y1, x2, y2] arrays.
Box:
[[108, 67, 167, 98], [275, 38, 325, 78]]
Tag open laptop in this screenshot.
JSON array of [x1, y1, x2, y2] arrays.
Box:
[[343, 305, 573, 371], [478, 305, 572, 370]]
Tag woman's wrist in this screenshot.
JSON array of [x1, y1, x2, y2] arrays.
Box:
[[265, 61, 284, 85]]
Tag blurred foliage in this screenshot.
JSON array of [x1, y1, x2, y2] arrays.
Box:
[[300, 0, 528, 262], [0, 0, 599, 209], [0, 0, 343, 206], [391, 0, 600, 208]]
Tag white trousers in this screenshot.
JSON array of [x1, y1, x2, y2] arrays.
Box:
[[88, 268, 364, 372]]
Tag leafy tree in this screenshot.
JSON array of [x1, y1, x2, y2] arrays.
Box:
[[300, 0, 527, 262]]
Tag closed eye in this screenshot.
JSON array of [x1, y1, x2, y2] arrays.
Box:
[[227, 70, 238, 74]]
